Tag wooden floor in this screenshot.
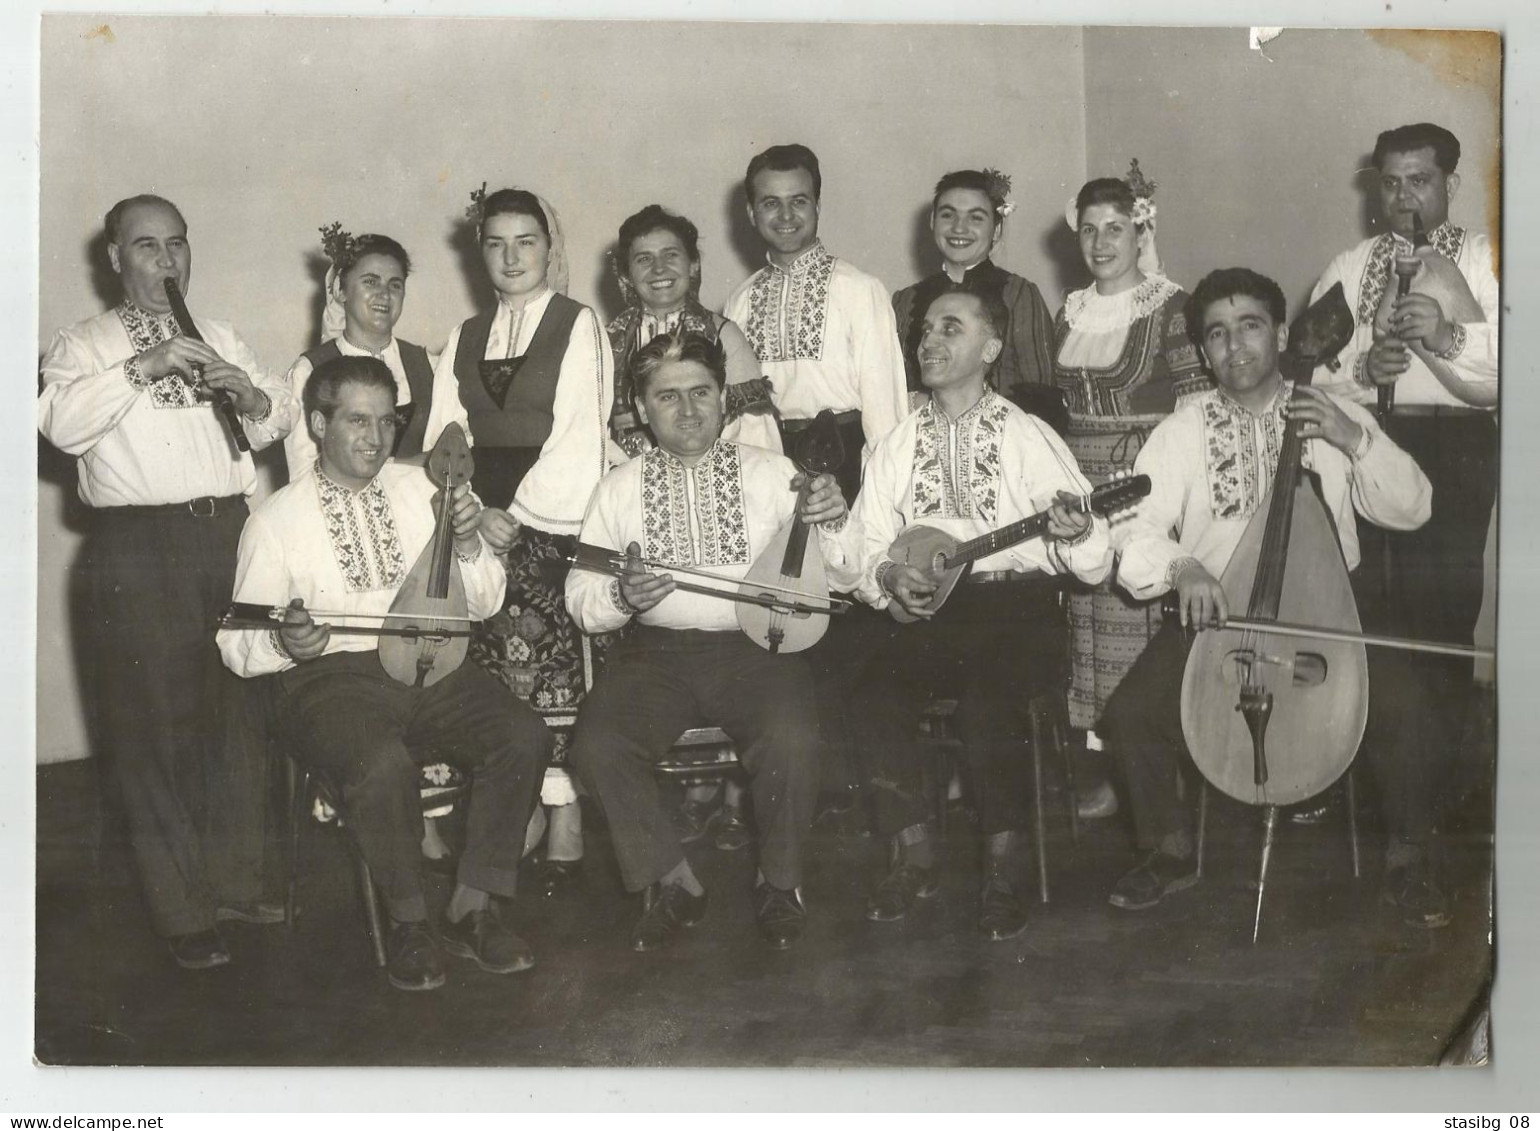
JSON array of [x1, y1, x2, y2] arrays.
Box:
[[35, 749, 1494, 1068]]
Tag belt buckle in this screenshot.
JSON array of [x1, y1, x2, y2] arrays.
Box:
[[187, 496, 217, 518]]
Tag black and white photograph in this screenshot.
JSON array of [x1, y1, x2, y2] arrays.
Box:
[[22, 0, 1539, 1109]]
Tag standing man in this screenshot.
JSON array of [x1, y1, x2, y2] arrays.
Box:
[[567, 330, 860, 952], [218, 356, 552, 991], [1102, 269, 1441, 924], [848, 288, 1111, 941], [723, 142, 907, 502], [1308, 123, 1497, 729], [39, 194, 300, 969]]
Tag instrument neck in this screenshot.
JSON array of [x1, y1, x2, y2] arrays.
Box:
[[778, 479, 815, 579], [1249, 377, 1309, 622], [426, 482, 456, 598], [949, 512, 1049, 568]]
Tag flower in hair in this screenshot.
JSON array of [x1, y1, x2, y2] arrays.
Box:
[[465, 182, 488, 226], [1130, 197, 1157, 225], [1124, 158, 1158, 202], [318, 221, 357, 266], [982, 168, 1015, 216]]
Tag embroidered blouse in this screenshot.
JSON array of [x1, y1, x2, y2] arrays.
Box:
[[1309, 224, 1498, 409], [722, 241, 907, 464], [1114, 385, 1432, 601], [216, 461, 505, 678], [565, 439, 861, 635], [38, 302, 298, 508], [1053, 276, 1208, 417], [423, 289, 615, 535], [851, 390, 1113, 609]]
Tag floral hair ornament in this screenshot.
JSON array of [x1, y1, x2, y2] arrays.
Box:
[[1125, 158, 1158, 226], [465, 182, 488, 228], [981, 168, 1016, 217], [318, 221, 358, 267]]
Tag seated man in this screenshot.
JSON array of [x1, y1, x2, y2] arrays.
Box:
[[848, 287, 1112, 942], [566, 329, 860, 952], [216, 355, 552, 990], [1103, 268, 1439, 923]]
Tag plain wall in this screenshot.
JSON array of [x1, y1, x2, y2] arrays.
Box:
[[37, 16, 1089, 762]]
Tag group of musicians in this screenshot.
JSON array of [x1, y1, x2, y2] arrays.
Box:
[[38, 123, 1497, 994]]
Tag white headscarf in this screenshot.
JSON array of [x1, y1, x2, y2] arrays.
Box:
[[320, 263, 347, 343], [474, 190, 569, 297]]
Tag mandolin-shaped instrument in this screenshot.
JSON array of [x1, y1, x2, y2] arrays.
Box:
[[885, 474, 1151, 623], [737, 409, 846, 653], [376, 424, 475, 687]]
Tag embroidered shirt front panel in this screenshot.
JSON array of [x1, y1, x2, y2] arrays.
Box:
[[1198, 389, 1291, 521], [910, 391, 1009, 525], [742, 242, 835, 364], [313, 465, 408, 593], [117, 301, 208, 410], [640, 441, 750, 567], [1355, 223, 1468, 327]]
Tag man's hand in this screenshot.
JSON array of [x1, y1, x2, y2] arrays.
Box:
[[618, 540, 675, 613], [795, 471, 847, 525], [477, 506, 520, 553], [1045, 491, 1092, 543], [882, 562, 939, 620], [199, 361, 268, 417], [135, 336, 224, 382], [429, 482, 484, 557], [1173, 561, 1229, 630], [1284, 385, 1363, 455], [279, 597, 330, 662], [1390, 292, 1455, 354], [1364, 336, 1411, 386]]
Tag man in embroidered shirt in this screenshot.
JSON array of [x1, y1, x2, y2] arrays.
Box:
[[217, 356, 552, 991], [847, 288, 1112, 942], [38, 195, 299, 972], [1307, 123, 1497, 749], [1103, 268, 1443, 924], [723, 143, 907, 503], [566, 329, 859, 952]]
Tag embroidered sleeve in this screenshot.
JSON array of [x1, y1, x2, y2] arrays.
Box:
[[608, 577, 634, 616], [123, 355, 154, 391], [1165, 555, 1205, 587], [1435, 322, 1468, 361], [244, 389, 273, 424], [873, 559, 897, 595], [454, 537, 484, 565], [819, 513, 848, 535], [724, 377, 778, 421]]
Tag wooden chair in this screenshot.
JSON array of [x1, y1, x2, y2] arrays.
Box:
[[919, 690, 1079, 903]]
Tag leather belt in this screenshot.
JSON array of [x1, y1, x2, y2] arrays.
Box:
[[967, 569, 1029, 585], [782, 409, 861, 430], [102, 494, 245, 519]]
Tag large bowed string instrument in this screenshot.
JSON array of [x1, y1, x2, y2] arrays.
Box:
[[220, 424, 478, 686], [568, 410, 851, 652], [1177, 284, 1490, 941]]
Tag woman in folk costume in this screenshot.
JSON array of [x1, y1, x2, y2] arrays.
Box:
[[891, 169, 1058, 411], [1052, 161, 1209, 812], [608, 204, 780, 458], [421, 186, 617, 895], [283, 226, 438, 479]]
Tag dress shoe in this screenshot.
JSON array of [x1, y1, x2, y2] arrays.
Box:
[[440, 904, 535, 973], [1288, 800, 1334, 826], [865, 861, 940, 922], [1108, 852, 1199, 910], [538, 857, 584, 896], [712, 805, 752, 852], [215, 900, 285, 925], [978, 879, 1029, 941], [631, 882, 709, 952], [1075, 779, 1119, 820], [386, 920, 447, 991], [754, 882, 807, 949], [1383, 860, 1452, 929], [673, 798, 719, 845], [168, 928, 230, 970]]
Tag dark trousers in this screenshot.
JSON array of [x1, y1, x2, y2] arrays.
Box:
[[850, 580, 1065, 839], [277, 652, 551, 922], [1102, 620, 1439, 854], [84, 499, 268, 938], [569, 627, 821, 892]]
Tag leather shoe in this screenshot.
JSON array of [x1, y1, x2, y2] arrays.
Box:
[[538, 858, 584, 897], [631, 882, 709, 952], [979, 879, 1029, 941], [865, 861, 940, 922], [215, 900, 285, 925], [754, 882, 807, 949], [1075, 780, 1119, 821], [441, 904, 535, 973], [169, 928, 230, 970], [387, 920, 447, 991], [713, 805, 752, 852], [1108, 852, 1199, 910]]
